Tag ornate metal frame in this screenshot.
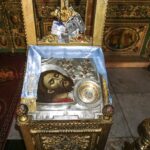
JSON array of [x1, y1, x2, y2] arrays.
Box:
[[16, 104, 114, 150]]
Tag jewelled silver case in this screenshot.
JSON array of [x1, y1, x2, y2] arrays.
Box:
[[21, 46, 110, 120]]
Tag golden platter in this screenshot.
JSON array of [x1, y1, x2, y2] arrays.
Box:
[[74, 79, 102, 108]]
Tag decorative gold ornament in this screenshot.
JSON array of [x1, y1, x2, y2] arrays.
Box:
[[136, 118, 150, 150], [101, 77, 109, 106], [41, 135, 90, 150], [17, 115, 29, 123], [21, 98, 36, 112], [51, 6, 77, 22], [16, 104, 28, 116], [77, 80, 100, 104], [30, 119, 103, 134], [102, 104, 114, 120], [16, 104, 29, 124], [124, 118, 150, 150], [17, 113, 112, 150]]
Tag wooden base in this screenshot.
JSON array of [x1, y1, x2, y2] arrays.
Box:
[[105, 55, 150, 68]]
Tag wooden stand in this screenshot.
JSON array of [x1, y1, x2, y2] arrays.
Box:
[[16, 104, 114, 150]]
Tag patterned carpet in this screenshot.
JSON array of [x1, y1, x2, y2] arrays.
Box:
[[0, 53, 26, 150]]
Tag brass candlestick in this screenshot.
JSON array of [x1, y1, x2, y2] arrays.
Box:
[[124, 118, 150, 150]]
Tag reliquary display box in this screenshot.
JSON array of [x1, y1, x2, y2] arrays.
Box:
[[16, 0, 114, 150]]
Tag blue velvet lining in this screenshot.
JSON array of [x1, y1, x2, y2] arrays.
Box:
[[21, 46, 111, 103]]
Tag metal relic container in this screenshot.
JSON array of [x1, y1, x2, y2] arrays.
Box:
[[17, 0, 114, 150]]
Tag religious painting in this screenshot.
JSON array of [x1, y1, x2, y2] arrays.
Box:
[[0, 0, 26, 52], [105, 27, 139, 51], [0, 34, 9, 48], [0, 5, 10, 50], [37, 65, 74, 103], [6, 2, 26, 50], [5, 1, 25, 31], [103, 23, 149, 56], [12, 33, 26, 49]]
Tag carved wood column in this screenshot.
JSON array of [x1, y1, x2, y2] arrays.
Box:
[[93, 0, 108, 46], [21, 0, 36, 45]]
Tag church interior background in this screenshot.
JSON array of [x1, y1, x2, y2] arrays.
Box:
[[0, 0, 150, 67], [0, 0, 150, 63], [0, 0, 150, 150]]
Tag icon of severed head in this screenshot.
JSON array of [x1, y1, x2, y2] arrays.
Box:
[[37, 70, 74, 103]]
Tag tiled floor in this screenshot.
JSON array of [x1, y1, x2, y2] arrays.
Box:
[[105, 68, 150, 149], [7, 68, 150, 149]]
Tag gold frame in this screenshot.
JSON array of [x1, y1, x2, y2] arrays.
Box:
[[17, 104, 114, 150], [21, 0, 108, 46], [19, 1, 112, 150]]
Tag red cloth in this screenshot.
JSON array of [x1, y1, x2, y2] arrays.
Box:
[[53, 98, 74, 103], [0, 53, 26, 150]]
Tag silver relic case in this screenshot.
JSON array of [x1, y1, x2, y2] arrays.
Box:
[[21, 46, 110, 120]]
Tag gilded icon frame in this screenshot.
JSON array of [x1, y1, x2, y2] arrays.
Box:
[[21, 0, 108, 46]]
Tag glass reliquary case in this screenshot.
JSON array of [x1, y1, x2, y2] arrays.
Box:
[[21, 46, 111, 120], [17, 0, 114, 150]]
